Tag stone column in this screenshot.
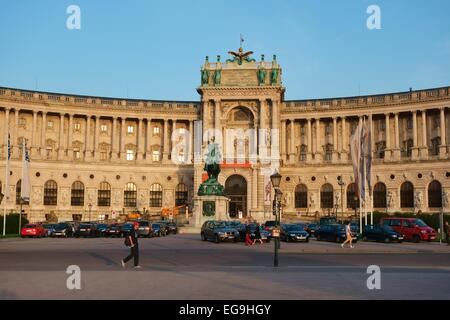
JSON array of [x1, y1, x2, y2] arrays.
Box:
[[146, 118, 153, 163], [439, 107, 447, 158], [289, 119, 296, 164], [111, 117, 118, 160], [281, 120, 287, 163], [332, 117, 338, 162], [85, 115, 91, 159], [120, 117, 126, 161], [189, 120, 194, 163], [252, 167, 258, 210], [214, 100, 221, 131], [392, 113, 401, 160], [315, 118, 322, 162], [270, 99, 280, 164], [259, 99, 267, 162], [421, 111, 428, 159], [370, 115, 375, 159], [3, 108, 10, 158], [411, 111, 419, 160], [40, 112, 47, 158], [163, 119, 169, 163], [68, 114, 74, 159], [31, 111, 38, 156], [384, 114, 391, 161], [94, 115, 100, 161], [340, 117, 348, 162], [137, 118, 144, 161], [307, 118, 313, 162], [13, 109, 19, 158], [58, 114, 65, 160]]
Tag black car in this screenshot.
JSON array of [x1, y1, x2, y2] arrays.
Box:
[[95, 223, 108, 237], [51, 223, 74, 238], [201, 221, 240, 243], [155, 221, 169, 236], [362, 225, 404, 243], [315, 224, 358, 243], [120, 223, 134, 237], [74, 223, 98, 238], [42, 223, 57, 237], [264, 221, 277, 232], [151, 223, 166, 237], [281, 224, 309, 242], [165, 222, 178, 234], [105, 224, 122, 237], [306, 223, 318, 237], [236, 223, 271, 243]]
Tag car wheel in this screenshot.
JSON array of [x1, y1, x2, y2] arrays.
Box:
[[305, 238, 309, 243], [201, 233, 207, 241], [233, 237, 239, 243], [285, 236, 290, 243], [335, 236, 341, 243], [214, 234, 220, 244], [413, 235, 420, 243], [384, 237, 391, 244]]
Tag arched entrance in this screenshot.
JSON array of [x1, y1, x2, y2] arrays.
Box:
[[225, 175, 247, 218]]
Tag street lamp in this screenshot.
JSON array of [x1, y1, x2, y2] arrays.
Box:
[[338, 177, 345, 223], [270, 170, 282, 268], [88, 203, 92, 223]]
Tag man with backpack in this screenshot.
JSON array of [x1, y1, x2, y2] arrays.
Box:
[[121, 222, 141, 269]]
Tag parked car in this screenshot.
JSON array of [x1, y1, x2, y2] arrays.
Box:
[[237, 223, 271, 242], [315, 224, 358, 243], [165, 222, 178, 234], [281, 224, 309, 242], [21, 224, 46, 238], [306, 223, 318, 237], [319, 216, 338, 226], [51, 223, 74, 238], [136, 221, 152, 238], [380, 217, 436, 243], [95, 223, 109, 237], [42, 223, 57, 237], [120, 223, 134, 237], [362, 225, 404, 243], [201, 220, 240, 243], [264, 220, 277, 232], [154, 221, 168, 236], [74, 223, 98, 238], [105, 224, 122, 237], [151, 223, 167, 237]]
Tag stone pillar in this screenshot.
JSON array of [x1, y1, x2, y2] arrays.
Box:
[[163, 119, 169, 163], [111, 117, 118, 160], [120, 117, 126, 161], [281, 120, 287, 163], [58, 114, 65, 160], [315, 118, 322, 162], [85, 115, 91, 159], [411, 111, 419, 160], [421, 111, 428, 159], [68, 114, 74, 159], [137, 118, 144, 161], [307, 118, 313, 162], [13, 109, 19, 158], [384, 113, 391, 161], [146, 118, 153, 163], [392, 113, 401, 160], [3, 108, 10, 158], [332, 117, 338, 162], [214, 100, 221, 131], [271, 100, 280, 165], [252, 167, 258, 210], [94, 115, 100, 161], [340, 117, 348, 162], [189, 120, 194, 163], [289, 119, 296, 164], [370, 115, 375, 159], [259, 99, 267, 162], [439, 107, 447, 158], [40, 112, 47, 158], [31, 111, 38, 156]]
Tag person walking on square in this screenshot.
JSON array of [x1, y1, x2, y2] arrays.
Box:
[[121, 222, 141, 268], [244, 224, 253, 246], [445, 221, 450, 246], [253, 223, 264, 245], [341, 222, 354, 249]]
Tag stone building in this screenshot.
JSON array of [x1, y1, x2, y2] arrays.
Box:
[[1, 48, 449, 223]]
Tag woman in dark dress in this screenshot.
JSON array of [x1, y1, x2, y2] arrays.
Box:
[[253, 223, 264, 245], [245, 224, 253, 246]]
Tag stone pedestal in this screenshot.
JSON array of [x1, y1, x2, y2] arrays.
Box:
[[193, 195, 230, 228]]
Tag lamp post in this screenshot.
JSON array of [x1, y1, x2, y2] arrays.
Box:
[[18, 197, 25, 234], [338, 178, 345, 223], [270, 170, 282, 268], [88, 203, 92, 223]]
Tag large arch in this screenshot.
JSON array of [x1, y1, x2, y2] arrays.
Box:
[[294, 184, 308, 209], [225, 175, 248, 218], [346, 183, 359, 209], [428, 180, 442, 208], [71, 181, 85, 206], [98, 182, 111, 207], [44, 180, 58, 206], [321, 183, 334, 209], [124, 182, 137, 208], [400, 181, 414, 208], [373, 182, 387, 209]]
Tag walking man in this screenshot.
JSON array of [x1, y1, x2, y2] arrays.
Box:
[[341, 222, 354, 249], [121, 222, 141, 269], [252, 223, 264, 245]]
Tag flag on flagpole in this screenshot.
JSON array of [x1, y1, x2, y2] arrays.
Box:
[[21, 140, 31, 202], [350, 122, 362, 198], [4, 133, 11, 201]]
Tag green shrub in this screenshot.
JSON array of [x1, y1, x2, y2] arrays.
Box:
[[371, 211, 450, 230], [0, 214, 29, 235]]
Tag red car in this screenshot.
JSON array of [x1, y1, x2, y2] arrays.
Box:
[[380, 217, 436, 243], [21, 224, 47, 238]]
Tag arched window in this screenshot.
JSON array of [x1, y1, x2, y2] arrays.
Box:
[[295, 184, 308, 209], [428, 180, 442, 208], [44, 180, 58, 206], [175, 183, 188, 207], [16, 180, 29, 205], [98, 182, 111, 207], [71, 181, 85, 206], [400, 182, 414, 208], [124, 183, 137, 208], [149, 184, 163, 207], [321, 184, 334, 209], [347, 183, 359, 209], [373, 183, 387, 208]]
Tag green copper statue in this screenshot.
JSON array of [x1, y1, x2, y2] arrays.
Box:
[[258, 67, 266, 86], [271, 68, 279, 86], [197, 138, 225, 196], [201, 69, 209, 86], [214, 69, 221, 86]]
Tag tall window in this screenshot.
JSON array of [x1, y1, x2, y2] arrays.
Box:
[[373, 183, 387, 208], [402, 139, 413, 158], [15, 179, 29, 205], [321, 184, 334, 209], [44, 180, 58, 205], [300, 145, 307, 162], [71, 181, 85, 206], [325, 144, 333, 161], [74, 122, 81, 131], [153, 126, 160, 135], [431, 137, 441, 156], [428, 180, 442, 208], [124, 183, 137, 208], [127, 125, 134, 134], [347, 183, 359, 209], [98, 182, 111, 207], [175, 183, 188, 207], [152, 150, 161, 162], [376, 141, 386, 159], [149, 184, 163, 207], [400, 182, 414, 208], [126, 150, 134, 161], [100, 124, 108, 132], [295, 184, 308, 209]]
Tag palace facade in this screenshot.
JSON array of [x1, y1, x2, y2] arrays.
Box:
[[1, 48, 450, 223]]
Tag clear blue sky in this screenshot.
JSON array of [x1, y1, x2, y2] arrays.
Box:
[[1, 0, 449, 101]]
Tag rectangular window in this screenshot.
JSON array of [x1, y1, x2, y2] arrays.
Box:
[[46, 148, 52, 159], [325, 124, 332, 136], [100, 151, 108, 161], [152, 150, 160, 162], [153, 127, 160, 135], [47, 121, 54, 129], [378, 120, 386, 132], [127, 125, 134, 134], [407, 119, 413, 130], [101, 124, 108, 132], [300, 126, 305, 136], [74, 122, 81, 130], [74, 150, 81, 160], [19, 118, 26, 126], [126, 150, 134, 161]]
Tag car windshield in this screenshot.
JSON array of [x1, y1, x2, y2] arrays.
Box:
[[152, 224, 160, 228], [308, 224, 317, 228], [79, 224, 91, 228], [97, 224, 107, 228], [285, 225, 303, 231], [24, 224, 36, 228], [139, 221, 149, 227], [380, 225, 394, 232], [265, 221, 276, 227], [56, 224, 68, 228], [414, 219, 428, 227], [213, 222, 227, 228]]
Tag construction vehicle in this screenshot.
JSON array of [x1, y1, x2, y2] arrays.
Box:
[[161, 205, 187, 219]]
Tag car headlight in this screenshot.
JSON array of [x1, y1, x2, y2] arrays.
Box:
[[391, 235, 397, 237], [217, 232, 225, 235], [420, 230, 427, 234]]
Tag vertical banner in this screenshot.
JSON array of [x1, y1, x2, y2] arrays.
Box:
[[21, 141, 31, 202], [264, 174, 272, 206]]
